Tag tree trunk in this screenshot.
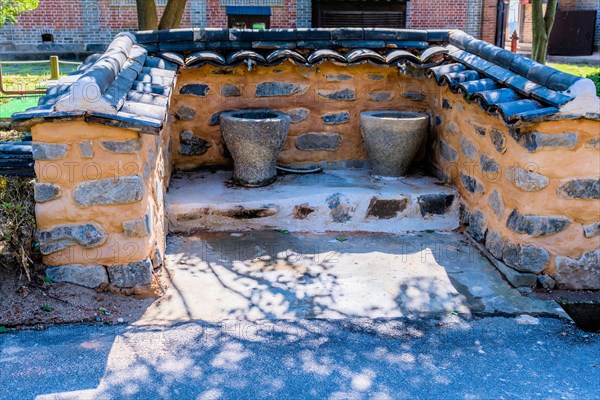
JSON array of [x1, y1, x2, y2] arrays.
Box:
[[136, 0, 158, 30], [159, 0, 188, 30], [531, 0, 558, 64]]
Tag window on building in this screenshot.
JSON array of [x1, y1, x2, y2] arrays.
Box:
[[226, 6, 271, 29], [312, 0, 407, 28], [109, 0, 167, 6]]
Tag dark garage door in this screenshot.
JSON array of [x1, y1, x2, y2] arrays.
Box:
[[313, 0, 407, 28]]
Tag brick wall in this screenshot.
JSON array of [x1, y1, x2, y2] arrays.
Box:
[[481, 0, 497, 43], [407, 0, 469, 30], [205, 0, 296, 28]]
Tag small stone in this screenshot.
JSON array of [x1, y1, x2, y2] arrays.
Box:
[[505, 167, 549, 192], [484, 230, 503, 259], [74, 176, 144, 207], [287, 108, 309, 124], [490, 129, 506, 153], [439, 140, 458, 162], [366, 197, 408, 219], [506, 209, 571, 237], [403, 91, 426, 102], [179, 83, 210, 96], [174, 104, 197, 120], [460, 171, 484, 193], [32, 143, 68, 160], [317, 88, 356, 101], [583, 221, 600, 238], [78, 141, 94, 158], [417, 193, 455, 216], [502, 241, 550, 274], [587, 137, 600, 149], [327, 192, 354, 223], [442, 99, 452, 109], [293, 204, 315, 220], [45, 265, 108, 289], [467, 210, 487, 242], [446, 121, 459, 134], [296, 132, 341, 151], [459, 136, 477, 160], [256, 82, 308, 97], [516, 315, 539, 325], [179, 130, 211, 156], [369, 91, 392, 102], [322, 111, 350, 125], [368, 74, 384, 80], [434, 115, 442, 126], [117, 317, 124, 323], [37, 223, 106, 255], [107, 259, 153, 288], [557, 178, 600, 200], [220, 83, 241, 97], [480, 153, 499, 173], [122, 216, 150, 238], [100, 138, 141, 154], [326, 74, 353, 81], [474, 126, 487, 136], [511, 130, 578, 152], [555, 249, 600, 290], [538, 274, 556, 290], [487, 189, 505, 220], [34, 182, 61, 203], [494, 260, 538, 288]]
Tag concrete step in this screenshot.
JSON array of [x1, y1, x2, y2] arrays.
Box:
[[166, 169, 459, 233]]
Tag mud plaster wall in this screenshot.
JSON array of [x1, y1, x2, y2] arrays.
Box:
[[170, 61, 429, 170], [31, 121, 171, 288], [429, 81, 600, 289]]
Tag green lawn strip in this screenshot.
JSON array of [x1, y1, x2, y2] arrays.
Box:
[[549, 63, 600, 96], [0, 96, 41, 118]]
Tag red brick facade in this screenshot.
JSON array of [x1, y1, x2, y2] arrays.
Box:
[[407, 0, 468, 29]]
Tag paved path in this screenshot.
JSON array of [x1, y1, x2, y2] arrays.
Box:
[[138, 231, 564, 323], [1, 317, 599, 399]]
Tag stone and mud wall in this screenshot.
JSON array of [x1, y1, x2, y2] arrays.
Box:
[[31, 121, 171, 291], [170, 62, 429, 170], [429, 82, 600, 290]]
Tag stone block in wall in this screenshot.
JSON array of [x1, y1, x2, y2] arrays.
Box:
[[502, 241, 549, 274], [317, 88, 356, 101], [505, 167, 549, 192], [100, 138, 142, 154], [122, 216, 150, 238], [32, 143, 69, 160], [34, 183, 61, 203], [37, 223, 106, 255], [555, 249, 600, 290], [480, 153, 499, 173], [256, 82, 308, 97], [439, 140, 458, 162], [287, 108, 309, 124], [322, 112, 350, 125], [78, 141, 94, 158], [487, 189, 505, 220], [506, 209, 571, 237], [179, 131, 211, 156], [489, 129, 506, 153], [296, 133, 341, 151], [107, 259, 153, 288], [510, 130, 578, 152], [46, 264, 108, 289], [446, 121, 459, 135], [368, 74, 385, 81], [587, 137, 600, 149], [74, 176, 144, 207], [466, 210, 487, 242], [221, 83, 241, 97], [484, 230, 503, 259], [366, 197, 408, 219], [584, 221, 600, 238], [557, 178, 600, 200], [403, 91, 426, 102], [459, 136, 477, 160], [179, 83, 210, 96], [460, 171, 484, 193], [537, 275, 556, 290], [174, 104, 197, 121], [326, 74, 353, 82], [369, 91, 392, 101]]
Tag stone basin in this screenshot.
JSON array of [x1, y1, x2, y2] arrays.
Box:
[[360, 111, 429, 177], [220, 109, 290, 187]]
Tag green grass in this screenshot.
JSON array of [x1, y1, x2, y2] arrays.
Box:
[[549, 63, 600, 96]]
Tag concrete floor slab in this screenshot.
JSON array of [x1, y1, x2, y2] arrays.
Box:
[[166, 169, 459, 233], [138, 231, 566, 324]]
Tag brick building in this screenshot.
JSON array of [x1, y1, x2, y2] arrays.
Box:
[[0, 0, 597, 53]]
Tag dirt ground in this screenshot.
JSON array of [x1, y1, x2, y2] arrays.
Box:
[[0, 265, 162, 329]]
